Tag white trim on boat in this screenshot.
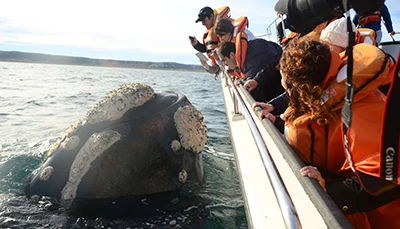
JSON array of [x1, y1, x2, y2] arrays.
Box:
[[221, 77, 287, 228]]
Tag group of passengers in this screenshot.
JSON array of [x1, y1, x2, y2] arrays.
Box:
[[190, 4, 399, 229]]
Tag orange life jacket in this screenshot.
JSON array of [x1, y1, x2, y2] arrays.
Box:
[[229, 68, 243, 79], [281, 32, 300, 46], [202, 6, 231, 58], [358, 11, 381, 25], [230, 16, 249, 79], [304, 21, 330, 41], [230, 16, 249, 42], [284, 44, 397, 228], [281, 20, 329, 46], [285, 44, 394, 175], [356, 28, 377, 46], [214, 6, 230, 23]]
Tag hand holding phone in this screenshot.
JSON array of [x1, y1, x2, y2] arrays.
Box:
[[195, 52, 209, 62]]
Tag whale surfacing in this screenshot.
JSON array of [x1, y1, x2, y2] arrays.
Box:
[[27, 82, 207, 203]]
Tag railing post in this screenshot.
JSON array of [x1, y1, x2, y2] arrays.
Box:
[[222, 72, 240, 115], [233, 92, 239, 114]]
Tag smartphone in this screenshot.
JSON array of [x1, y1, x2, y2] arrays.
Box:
[[189, 36, 195, 42], [195, 52, 209, 62]]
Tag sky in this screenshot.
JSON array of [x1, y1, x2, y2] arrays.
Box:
[[0, 0, 399, 65]]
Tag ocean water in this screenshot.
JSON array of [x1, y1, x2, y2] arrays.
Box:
[[0, 62, 247, 229]]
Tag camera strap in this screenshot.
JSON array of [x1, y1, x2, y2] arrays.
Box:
[[341, 15, 356, 178], [380, 52, 400, 185], [341, 13, 400, 196]]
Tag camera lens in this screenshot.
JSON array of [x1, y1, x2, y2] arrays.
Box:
[[350, 0, 385, 16], [287, 0, 344, 34], [275, 0, 385, 34]]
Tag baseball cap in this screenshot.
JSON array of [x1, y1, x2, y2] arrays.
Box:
[[320, 17, 356, 49], [195, 7, 213, 23]]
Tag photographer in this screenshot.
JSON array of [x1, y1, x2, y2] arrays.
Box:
[[190, 6, 230, 75]]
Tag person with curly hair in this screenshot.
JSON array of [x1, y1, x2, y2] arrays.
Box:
[[279, 38, 400, 229], [252, 17, 355, 123]]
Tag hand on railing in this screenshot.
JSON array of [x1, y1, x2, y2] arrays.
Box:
[[234, 78, 241, 86], [300, 166, 327, 192], [252, 102, 276, 121], [389, 31, 398, 41], [243, 79, 258, 92], [214, 73, 219, 80]]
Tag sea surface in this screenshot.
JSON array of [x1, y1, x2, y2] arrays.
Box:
[[0, 62, 247, 229]]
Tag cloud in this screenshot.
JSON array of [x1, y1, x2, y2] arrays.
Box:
[[0, 0, 398, 64]]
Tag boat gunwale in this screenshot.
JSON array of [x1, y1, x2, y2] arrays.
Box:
[[221, 73, 354, 229]]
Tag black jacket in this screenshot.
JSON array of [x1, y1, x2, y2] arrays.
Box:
[[243, 39, 285, 102]]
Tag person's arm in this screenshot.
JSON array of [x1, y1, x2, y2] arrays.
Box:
[[326, 176, 400, 214], [273, 115, 285, 134], [190, 36, 207, 52], [193, 42, 207, 53], [253, 65, 281, 86], [252, 41, 282, 85], [302, 165, 400, 215], [380, 4, 394, 34], [268, 92, 289, 115], [253, 105, 285, 133], [205, 64, 220, 74], [276, 20, 285, 44]]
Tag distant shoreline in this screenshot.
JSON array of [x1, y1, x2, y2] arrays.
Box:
[[0, 50, 205, 72], [0, 59, 207, 73]]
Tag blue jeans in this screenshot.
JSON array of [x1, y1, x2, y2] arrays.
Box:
[[376, 30, 382, 45]]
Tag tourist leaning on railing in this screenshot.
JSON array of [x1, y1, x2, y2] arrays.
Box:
[[252, 17, 356, 132], [216, 40, 284, 102], [190, 6, 231, 75], [253, 17, 400, 227], [278, 38, 399, 229]]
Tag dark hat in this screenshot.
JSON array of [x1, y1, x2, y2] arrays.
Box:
[[195, 6, 213, 23], [274, 0, 289, 14]]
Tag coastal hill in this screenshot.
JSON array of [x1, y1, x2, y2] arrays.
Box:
[[0, 50, 204, 71]]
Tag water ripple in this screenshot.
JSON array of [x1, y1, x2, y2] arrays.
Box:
[[0, 62, 246, 229]]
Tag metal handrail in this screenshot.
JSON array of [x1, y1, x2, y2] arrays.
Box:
[[223, 73, 301, 229], [221, 71, 354, 228], [263, 16, 286, 43]]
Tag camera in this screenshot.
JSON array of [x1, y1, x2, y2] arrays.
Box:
[[274, 0, 385, 34]]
